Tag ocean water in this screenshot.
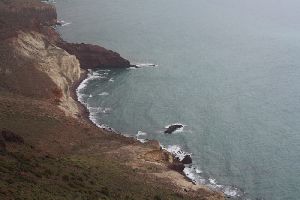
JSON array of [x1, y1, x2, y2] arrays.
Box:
[[56, 0, 300, 199]]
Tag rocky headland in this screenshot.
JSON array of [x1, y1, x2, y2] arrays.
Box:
[[0, 0, 224, 199]]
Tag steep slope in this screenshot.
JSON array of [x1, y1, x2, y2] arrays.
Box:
[[0, 31, 81, 116], [0, 0, 224, 199]]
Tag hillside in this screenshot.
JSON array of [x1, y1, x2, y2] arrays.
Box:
[[0, 0, 224, 199]]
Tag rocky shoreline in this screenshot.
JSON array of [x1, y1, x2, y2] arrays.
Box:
[[0, 0, 224, 199]]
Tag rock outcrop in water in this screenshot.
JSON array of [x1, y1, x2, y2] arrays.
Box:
[[182, 155, 192, 164], [164, 124, 184, 134]]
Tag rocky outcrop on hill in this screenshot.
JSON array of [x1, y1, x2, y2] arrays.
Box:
[[57, 42, 132, 69]]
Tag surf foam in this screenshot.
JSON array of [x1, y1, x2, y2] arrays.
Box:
[[98, 92, 109, 96], [162, 144, 243, 198]]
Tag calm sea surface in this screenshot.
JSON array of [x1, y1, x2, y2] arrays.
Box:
[[56, 0, 300, 199]]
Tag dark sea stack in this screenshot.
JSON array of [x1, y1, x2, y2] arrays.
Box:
[[181, 155, 192, 164], [164, 124, 184, 134], [57, 42, 131, 69]]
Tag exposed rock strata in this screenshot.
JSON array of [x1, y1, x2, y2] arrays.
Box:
[[0, 0, 131, 116], [0, 31, 82, 116]]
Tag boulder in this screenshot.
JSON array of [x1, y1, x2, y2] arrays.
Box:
[[181, 155, 192, 164], [164, 124, 183, 134]]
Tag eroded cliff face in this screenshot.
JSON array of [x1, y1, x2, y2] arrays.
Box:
[[0, 31, 82, 116]]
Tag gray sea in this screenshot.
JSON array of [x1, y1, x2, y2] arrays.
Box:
[[56, 0, 300, 199]]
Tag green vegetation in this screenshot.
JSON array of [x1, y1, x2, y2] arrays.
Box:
[[0, 147, 187, 200], [0, 94, 206, 200]]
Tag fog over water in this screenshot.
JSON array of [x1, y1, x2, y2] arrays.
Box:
[[57, 0, 300, 199]]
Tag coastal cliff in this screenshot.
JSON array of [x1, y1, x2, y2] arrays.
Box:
[[57, 42, 131, 69], [0, 1, 224, 199], [0, 30, 81, 116]]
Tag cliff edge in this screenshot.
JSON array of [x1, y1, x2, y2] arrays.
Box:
[[0, 1, 224, 199]]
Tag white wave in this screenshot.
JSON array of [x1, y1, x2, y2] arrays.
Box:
[[92, 71, 100, 76], [88, 106, 111, 114], [206, 177, 242, 198], [136, 138, 147, 143], [163, 144, 243, 198], [102, 107, 111, 114], [76, 71, 104, 95], [128, 67, 138, 70], [41, 0, 56, 4], [135, 131, 148, 143], [97, 69, 111, 72], [183, 167, 197, 183], [137, 131, 147, 137], [76, 77, 89, 91], [209, 178, 217, 185], [164, 144, 189, 161], [98, 92, 109, 96], [195, 168, 202, 174], [109, 78, 114, 82], [61, 22, 71, 27], [56, 19, 72, 27], [135, 63, 158, 68], [88, 112, 101, 128], [223, 186, 239, 197], [76, 74, 93, 103]]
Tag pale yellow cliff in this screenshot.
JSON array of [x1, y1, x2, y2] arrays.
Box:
[[1, 31, 82, 116]]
